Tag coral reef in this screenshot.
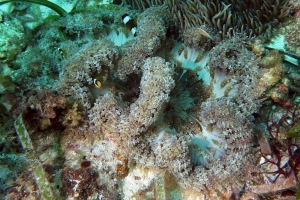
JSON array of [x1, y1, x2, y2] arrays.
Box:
[[1, 1, 299, 199]]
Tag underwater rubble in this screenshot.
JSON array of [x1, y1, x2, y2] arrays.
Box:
[[0, 0, 300, 199]]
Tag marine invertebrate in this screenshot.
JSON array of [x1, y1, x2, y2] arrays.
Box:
[[124, 0, 291, 39], [209, 35, 264, 115], [123, 0, 164, 11], [110, 71, 142, 103], [57, 39, 119, 109], [87, 35, 268, 198], [115, 6, 173, 80], [170, 42, 211, 84], [163, 69, 208, 128], [182, 26, 215, 51], [89, 57, 175, 138], [5, 1, 299, 198], [160, 95, 259, 198], [188, 135, 214, 167], [151, 127, 189, 169], [20, 92, 67, 130], [154, 36, 271, 197]]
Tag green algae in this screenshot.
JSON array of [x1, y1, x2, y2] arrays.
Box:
[[155, 174, 166, 200], [98, 4, 120, 11], [155, 172, 182, 200], [296, 181, 300, 200], [14, 114, 54, 200], [286, 121, 300, 138], [0, 0, 67, 16]]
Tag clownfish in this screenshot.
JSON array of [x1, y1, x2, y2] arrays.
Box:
[[93, 78, 101, 88], [122, 14, 137, 37]]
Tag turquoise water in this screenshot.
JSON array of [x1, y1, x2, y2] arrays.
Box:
[[0, 1, 300, 199]]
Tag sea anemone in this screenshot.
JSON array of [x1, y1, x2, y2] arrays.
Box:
[[124, 0, 291, 39], [163, 70, 208, 128], [188, 136, 212, 167]]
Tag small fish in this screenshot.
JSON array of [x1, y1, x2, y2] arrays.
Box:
[[94, 78, 102, 88], [122, 14, 137, 37], [197, 27, 213, 40], [57, 47, 66, 58]]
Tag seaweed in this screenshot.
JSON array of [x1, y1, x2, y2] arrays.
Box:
[[14, 114, 54, 199], [0, 0, 67, 16], [262, 104, 300, 181], [286, 121, 300, 138]]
